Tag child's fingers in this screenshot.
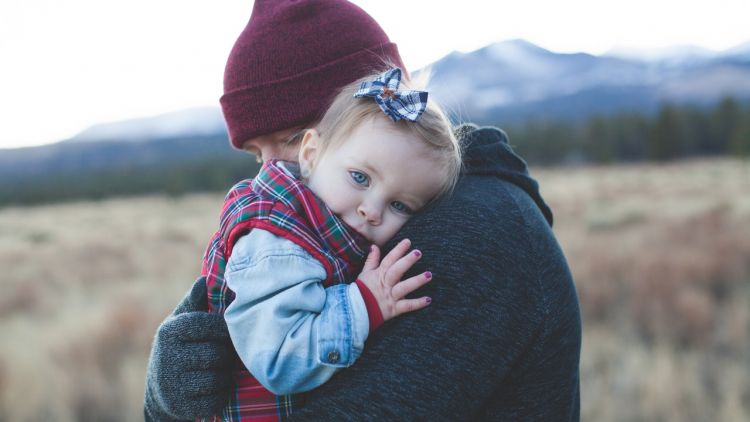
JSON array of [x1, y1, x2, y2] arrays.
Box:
[[379, 238, 412, 268], [361, 245, 381, 272], [391, 271, 432, 299], [394, 296, 432, 316], [384, 248, 422, 284]]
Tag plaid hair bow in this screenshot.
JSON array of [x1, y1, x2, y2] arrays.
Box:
[[353, 68, 428, 122]]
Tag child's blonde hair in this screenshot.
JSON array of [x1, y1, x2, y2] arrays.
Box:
[[312, 69, 462, 200]]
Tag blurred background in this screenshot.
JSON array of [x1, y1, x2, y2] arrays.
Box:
[[1, 0, 749, 420]]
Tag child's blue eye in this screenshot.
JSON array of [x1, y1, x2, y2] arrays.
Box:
[[391, 201, 413, 215], [349, 170, 369, 186]]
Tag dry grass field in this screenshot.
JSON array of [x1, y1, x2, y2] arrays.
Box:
[[0, 158, 748, 421]]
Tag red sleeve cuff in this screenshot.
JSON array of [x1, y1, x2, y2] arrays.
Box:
[[355, 279, 384, 332]]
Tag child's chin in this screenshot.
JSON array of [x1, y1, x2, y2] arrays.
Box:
[[361, 234, 380, 247], [350, 227, 372, 244]]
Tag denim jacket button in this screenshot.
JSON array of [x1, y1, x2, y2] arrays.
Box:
[[327, 350, 340, 363]]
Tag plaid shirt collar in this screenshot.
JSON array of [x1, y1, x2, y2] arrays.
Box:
[[252, 159, 370, 273]]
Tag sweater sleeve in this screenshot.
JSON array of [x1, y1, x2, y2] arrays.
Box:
[[224, 229, 371, 395]]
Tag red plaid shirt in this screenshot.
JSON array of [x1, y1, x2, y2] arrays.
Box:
[[201, 160, 368, 421]]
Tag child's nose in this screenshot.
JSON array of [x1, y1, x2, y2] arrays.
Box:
[[358, 202, 382, 225]]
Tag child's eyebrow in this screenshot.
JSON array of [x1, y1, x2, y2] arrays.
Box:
[[350, 157, 381, 180]]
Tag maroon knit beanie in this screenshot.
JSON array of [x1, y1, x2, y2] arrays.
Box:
[[220, 0, 406, 149]]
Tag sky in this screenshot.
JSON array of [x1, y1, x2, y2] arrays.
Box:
[[1, 0, 748, 149]]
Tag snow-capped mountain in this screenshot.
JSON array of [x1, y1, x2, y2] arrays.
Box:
[[426, 39, 750, 124]]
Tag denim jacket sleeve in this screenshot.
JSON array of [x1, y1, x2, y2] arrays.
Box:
[[223, 229, 370, 395]]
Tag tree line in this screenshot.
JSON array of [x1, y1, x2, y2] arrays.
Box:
[[502, 97, 750, 165], [1, 98, 748, 207], [0, 157, 261, 207]]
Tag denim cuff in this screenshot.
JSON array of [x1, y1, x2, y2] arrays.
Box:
[[317, 283, 368, 367]]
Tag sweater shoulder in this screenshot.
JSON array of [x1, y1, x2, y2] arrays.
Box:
[[499, 177, 580, 346], [449, 175, 575, 317]]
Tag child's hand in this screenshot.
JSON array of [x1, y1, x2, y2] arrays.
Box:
[[356, 238, 433, 322]]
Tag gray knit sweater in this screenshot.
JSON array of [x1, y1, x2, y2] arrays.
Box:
[[144, 124, 581, 421]]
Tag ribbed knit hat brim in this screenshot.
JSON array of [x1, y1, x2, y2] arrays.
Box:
[[221, 42, 402, 149]]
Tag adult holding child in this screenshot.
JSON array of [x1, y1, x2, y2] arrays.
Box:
[[145, 0, 581, 420]]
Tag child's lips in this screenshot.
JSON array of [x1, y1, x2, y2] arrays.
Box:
[[353, 226, 371, 242]]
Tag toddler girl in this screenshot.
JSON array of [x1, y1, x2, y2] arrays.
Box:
[[201, 68, 461, 420]]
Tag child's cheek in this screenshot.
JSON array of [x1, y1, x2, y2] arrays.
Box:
[[385, 218, 410, 243]]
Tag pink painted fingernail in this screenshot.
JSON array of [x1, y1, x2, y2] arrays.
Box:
[[413, 250, 421, 257], [425, 271, 432, 279], [425, 297, 432, 304]]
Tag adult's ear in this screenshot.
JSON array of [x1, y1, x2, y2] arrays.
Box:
[[298, 129, 320, 178]]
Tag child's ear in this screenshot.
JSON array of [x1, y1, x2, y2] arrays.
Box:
[[298, 129, 320, 177]]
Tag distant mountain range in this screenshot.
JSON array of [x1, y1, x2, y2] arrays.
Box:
[[2, 38, 749, 202], [69, 107, 227, 144], [32, 39, 750, 148], [427, 39, 750, 124]]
